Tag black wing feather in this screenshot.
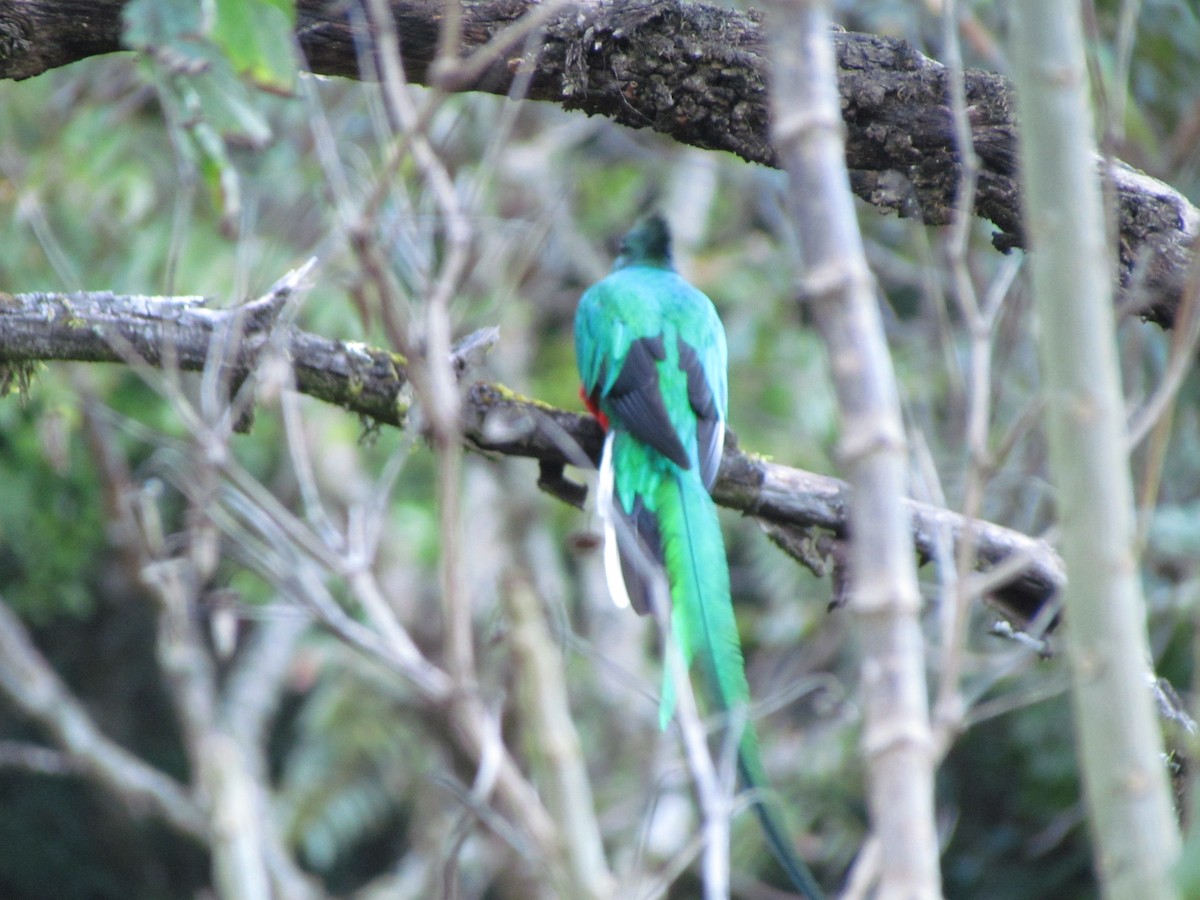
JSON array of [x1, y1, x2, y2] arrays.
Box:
[[606, 336, 690, 469], [678, 338, 723, 490]]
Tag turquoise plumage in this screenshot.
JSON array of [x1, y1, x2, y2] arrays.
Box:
[[574, 216, 823, 899]]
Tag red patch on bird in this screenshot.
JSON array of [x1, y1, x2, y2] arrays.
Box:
[[580, 385, 610, 431], [568, 531, 604, 552]]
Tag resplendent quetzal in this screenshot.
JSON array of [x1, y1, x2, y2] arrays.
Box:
[[574, 215, 823, 898]]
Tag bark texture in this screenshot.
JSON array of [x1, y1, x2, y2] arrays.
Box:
[[0, 0, 1195, 327]]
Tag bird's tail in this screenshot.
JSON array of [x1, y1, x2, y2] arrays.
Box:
[[737, 728, 826, 899], [657, 469, 825, 899]]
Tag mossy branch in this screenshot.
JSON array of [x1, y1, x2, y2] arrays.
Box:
[[0, 280, 1064, 627]]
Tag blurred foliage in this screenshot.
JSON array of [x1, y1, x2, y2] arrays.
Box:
[[0, 0, 1198, 897], [0, 395, 106, 619]]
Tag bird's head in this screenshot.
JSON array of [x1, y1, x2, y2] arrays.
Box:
[[614, 214, 674, 271]]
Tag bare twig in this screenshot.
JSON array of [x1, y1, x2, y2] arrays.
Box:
[[219, 608, 326, 900], [0, 594, 207, 839], [658, 600, 735, 900], [506, 574, 617, 898], [929, 0, 1015, 756], [360, 0, 476, 690], [132, 483, 275, 900], [220, 606, 311, 770], [0, 740, 80, 776]]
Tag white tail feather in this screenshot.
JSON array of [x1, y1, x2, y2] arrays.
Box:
[[597, 432, 632, 609]]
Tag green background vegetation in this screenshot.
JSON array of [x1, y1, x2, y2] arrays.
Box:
[[1, 0, 1199, 896]]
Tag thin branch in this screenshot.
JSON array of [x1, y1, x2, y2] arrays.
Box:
[[506, 574, 617, 898], [218, 607, 326, 900], [360, 0, 476, 685], [0, 739, 81, 776], [131, 486, 275, 900], [0, 593, 207, 839], [220, 606, 311, 770]]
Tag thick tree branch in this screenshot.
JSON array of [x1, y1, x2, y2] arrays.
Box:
[[0, 0, 1195, 326], [0, 288, 1064, 624]]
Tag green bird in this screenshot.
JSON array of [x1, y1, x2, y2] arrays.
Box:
[[574, 215, 823, 899]]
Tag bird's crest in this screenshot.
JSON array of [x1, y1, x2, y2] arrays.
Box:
[[614, 214, 674, 271]]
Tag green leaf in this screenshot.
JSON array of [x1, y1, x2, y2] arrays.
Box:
[[210, 0, 297, 93]]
